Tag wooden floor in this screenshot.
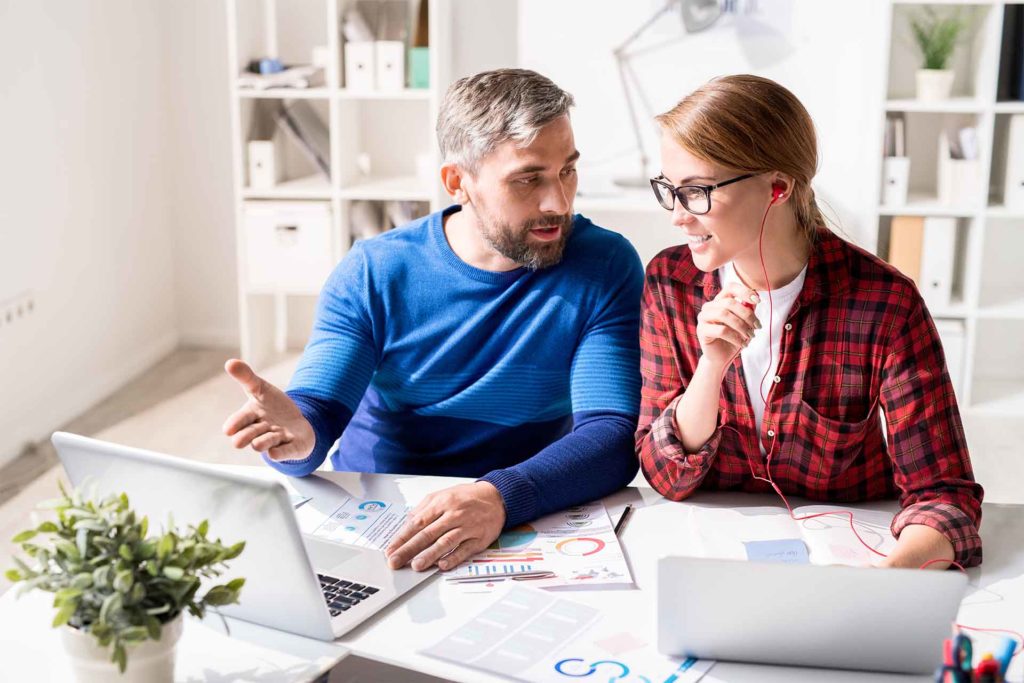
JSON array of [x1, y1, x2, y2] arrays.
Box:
[[0, 348, 236, 507]]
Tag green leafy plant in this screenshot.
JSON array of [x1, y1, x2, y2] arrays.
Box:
[[5, 483, 245, 673], [910, 7, 969, 70]]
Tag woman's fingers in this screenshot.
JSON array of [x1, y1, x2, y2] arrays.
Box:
[[702, 299, 757, 339], [700, 323, 748, 350]]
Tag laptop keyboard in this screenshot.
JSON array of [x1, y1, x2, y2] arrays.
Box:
[[318, 573, 380, 617]]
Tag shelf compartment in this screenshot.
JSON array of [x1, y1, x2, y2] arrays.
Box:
[[886, 4, 995, 101], [242, 174, 333, 200], [339, 176, 433, 201]]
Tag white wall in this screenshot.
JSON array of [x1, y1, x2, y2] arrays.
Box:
[[163, 0, 239, 348], [0, 1, 181, 466], [519, 0, 890, 255]]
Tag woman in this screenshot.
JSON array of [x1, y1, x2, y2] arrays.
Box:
[[635, 75, 982, 568]]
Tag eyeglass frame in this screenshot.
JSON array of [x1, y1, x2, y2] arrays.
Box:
[[649, 172, 757, 215]]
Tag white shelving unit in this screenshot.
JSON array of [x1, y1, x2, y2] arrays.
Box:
[[874, 1, 1024, 415], [226, 0, 516, 366]]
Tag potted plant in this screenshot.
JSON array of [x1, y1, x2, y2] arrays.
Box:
[[910, 7, 969, 101], [5, 483, 245, 682]]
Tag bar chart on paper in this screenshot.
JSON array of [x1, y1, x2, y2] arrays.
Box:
[[444, 503, 634, 590]]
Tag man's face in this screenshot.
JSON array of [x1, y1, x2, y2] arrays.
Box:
[[464, 115, 579, 270]]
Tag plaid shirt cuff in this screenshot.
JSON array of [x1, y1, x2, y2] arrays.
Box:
[[891, 501, 982, 567], [651, 395, 723, 467]]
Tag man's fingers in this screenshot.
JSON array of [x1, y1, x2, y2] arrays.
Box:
[[251, 429, 288, 453], [230, 420, 270, 449], [437, 537, 484, 572], [225, 358, 265, 400], [386, 513, 447, 569], [222, 404, 259, 437], [267, 441, 308, 462], [411, 528, 465, 572]]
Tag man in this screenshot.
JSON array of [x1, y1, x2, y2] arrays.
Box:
[[222, 68, 642, 572]]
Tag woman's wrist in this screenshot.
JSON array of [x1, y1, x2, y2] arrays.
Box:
[[695, 354, 730, 383]]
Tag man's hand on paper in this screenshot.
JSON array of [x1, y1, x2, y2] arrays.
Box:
[[385, 482, 506, 572], [222, 359, 316, 462]]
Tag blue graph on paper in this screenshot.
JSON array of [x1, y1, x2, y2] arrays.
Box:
[[464, 563, 538, 576]]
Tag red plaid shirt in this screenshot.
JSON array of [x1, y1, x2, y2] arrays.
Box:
[[636, 229, 983, 566]]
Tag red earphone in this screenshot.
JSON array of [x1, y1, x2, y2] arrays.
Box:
[[771, 181, 785, 201]]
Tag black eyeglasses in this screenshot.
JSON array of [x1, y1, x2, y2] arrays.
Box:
[[650, 173, 756, 215]]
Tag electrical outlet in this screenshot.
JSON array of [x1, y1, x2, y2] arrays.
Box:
[[0, 291, 35, 329]]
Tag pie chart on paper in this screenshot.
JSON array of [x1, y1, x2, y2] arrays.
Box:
[[555, 537, 606, 557], [497, 524, 538, 549]]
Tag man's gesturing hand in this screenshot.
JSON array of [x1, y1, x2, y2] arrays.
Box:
[[385, 482, 506, 572], [222, 359, 316, 462]]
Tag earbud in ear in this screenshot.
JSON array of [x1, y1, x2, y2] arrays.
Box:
[[771, 182, 785, 201]]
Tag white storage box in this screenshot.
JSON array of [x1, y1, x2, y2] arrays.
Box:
[[375, 41, 405, 91], [243, 201, 334, 293], [344, 41, 376, 91], [247, 140, 280, 189]]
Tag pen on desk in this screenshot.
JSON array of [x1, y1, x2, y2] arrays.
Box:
[[445, 570, 556, 584], [614, 504, 633, 536]]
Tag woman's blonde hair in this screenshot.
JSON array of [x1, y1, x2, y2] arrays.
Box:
[[655, 74, 826, 245]]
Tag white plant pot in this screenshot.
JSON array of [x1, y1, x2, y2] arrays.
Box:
[[916, 69, 955, 101], [61, 613, 183, 683]]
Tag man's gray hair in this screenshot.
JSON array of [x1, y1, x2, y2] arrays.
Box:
[[437, 68, 575, 173]]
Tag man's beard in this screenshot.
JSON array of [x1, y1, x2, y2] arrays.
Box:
[[477, 212, 574, 271]]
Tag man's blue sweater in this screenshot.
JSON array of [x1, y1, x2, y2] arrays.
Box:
[[267, 204, 643, 527]]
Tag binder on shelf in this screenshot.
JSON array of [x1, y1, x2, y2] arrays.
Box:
[[919, 217, 958, 311], [997, 4, 1023, 101], [882, 157, 910, 206], [1004, 114, 1024, 210], [937, 128, 980, 206], [887, 216, 925, 285]]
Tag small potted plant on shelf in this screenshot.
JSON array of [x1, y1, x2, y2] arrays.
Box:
[[5, 483, 245, 683], [910, 7, 969, 102]]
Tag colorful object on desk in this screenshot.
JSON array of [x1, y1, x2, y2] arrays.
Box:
[[974, 653, 1003, 683], [994, 636, 1017, 676], [936, 633, 973, 683]]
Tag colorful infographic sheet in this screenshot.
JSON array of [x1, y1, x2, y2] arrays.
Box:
[[308, 495, 410, 551], [422, 585, 714, 682], [445, 502, 634, 590]]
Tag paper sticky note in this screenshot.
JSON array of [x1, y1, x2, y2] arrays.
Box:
[[744, 539, 809, 564]]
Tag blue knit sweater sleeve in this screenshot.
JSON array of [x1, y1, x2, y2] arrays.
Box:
[[262, 243, 378, 477], [479, 238, 644, 527]]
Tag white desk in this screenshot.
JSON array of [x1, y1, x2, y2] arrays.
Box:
[[2, 470, 1021, 682]]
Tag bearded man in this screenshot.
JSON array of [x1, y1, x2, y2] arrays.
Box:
[[222, 68, 643, 572]]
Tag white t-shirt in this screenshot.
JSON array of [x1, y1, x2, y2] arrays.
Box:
[[719, 261, 808, 454]]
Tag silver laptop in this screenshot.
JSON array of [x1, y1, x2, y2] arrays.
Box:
[[52, 432, 436, 641], [657, 556, 967, 674]]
